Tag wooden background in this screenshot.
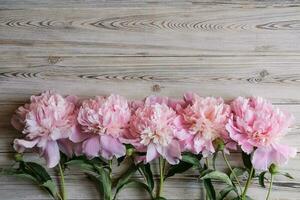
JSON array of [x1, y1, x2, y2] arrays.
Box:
[[0, 0, 300, 199]]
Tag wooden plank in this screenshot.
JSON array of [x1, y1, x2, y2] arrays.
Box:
[[1, 57, 300, 103], [0, 6, 300, 57], [1, 176, 299, 200], [1, 0, 300, 9], [0, 1, 299, 199]]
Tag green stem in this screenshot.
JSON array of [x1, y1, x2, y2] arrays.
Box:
[[204, 158, 210, 200], [109, 160, 113, 200], [222, 151, 242, 194], [109, 160, 113, 179], [157, 157, 165, 198], [241, 166, 254, 200], [205, 158, 209, 167], [58, 163, 66, 200], [266, 173, 274, 200], [57, 193, 63, 200]]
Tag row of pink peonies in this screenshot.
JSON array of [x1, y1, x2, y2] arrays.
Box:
[[11, 91, 297, 170]]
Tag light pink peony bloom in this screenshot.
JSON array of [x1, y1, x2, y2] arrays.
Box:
[[125, 96, 182, 165], [11, 91, 82, 168], [77, 94, 130, 160], [174, 92, 234, 157], [226, 96, 297, 170]]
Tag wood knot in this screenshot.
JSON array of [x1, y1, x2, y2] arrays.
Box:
[[152, 84, 161, 92], [48, 56, 62, 64], [259, 69, 269, 78], [247, 69, 269, 84]]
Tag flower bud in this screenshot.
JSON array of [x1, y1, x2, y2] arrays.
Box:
[[14, 153, 23, 162], [213, 138, 225, 151], [269, 163, 279, 174], [126, 147, 134, 157]]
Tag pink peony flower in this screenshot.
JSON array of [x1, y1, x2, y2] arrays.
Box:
[[58, 139, 83, 158], [11, 91, 82, 168], [174, 92, 234, 157], [125, 96, 182, 165], [77, 94, 130, 160], [226, 96, 297, 170]]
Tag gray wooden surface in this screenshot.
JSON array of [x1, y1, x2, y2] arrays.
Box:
[[0, 0, 300, 199]]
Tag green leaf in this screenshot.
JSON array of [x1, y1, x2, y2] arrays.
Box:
[[42, 180, 58, 198], [117, 156, 126, 166], [279, 172, 294, 179], [0, 168, 18, 175], [13, 173, 38, 183], [67, 156, 106, 166], [65, 159, 95, 172], [125, 180, 154, 199], [22, 162, 58, 198], [203, 179, 216, 200], [199, 168, 214, 178], [259, 171, 267, 188], [155, 197, 167, 200], [218, 185, 235, 200], [66, 157, 113, 200], [165, 161, 193, 179], [201, 171, 233, 186], [138, 163, 154, 192], [0, 168, 37, 183], [181, 152, 202, 167], [113, 165, 137, 199], [241, 152, 252, 170], [85, 166, 112, 200], [114, 180, 153, 199], [86, 172, 105, 195], [22, 162, 52, 182], [1, 162, 59, 199], [230, 167, 246, 181], [94, 165, 112, 200], [212, 152, 218, 170]]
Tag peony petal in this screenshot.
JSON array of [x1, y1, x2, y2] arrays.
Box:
[[69, 125, 89, 143], [225, 141, 237, 151], [66, 95, 78, 104], [50, 128, 65, 140], [43, 140, 60, 168], [145, 95, 169, 106], [271, 143, 297, 166], [58, 139, 74, 158], [252, 143, 297, 171], [164, 140, 181, 165], [155, 141, 181, 165], [240, 142, 254, 154], [99, 135, 126, 160], [11, 115, 24, 131], [134, 155, 146, 164], [193, 135, 205, 154], [146, 143, 158, 163], [36, 136, 48, 152], [226, 122, 253, 154], [252, 147, 271, 170], [82, 136, 100, 158], [183, 92, 195, 104], [13, 138, 39, 153], [73, 143, 83, 156]]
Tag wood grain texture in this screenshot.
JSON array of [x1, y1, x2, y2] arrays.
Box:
[[0, 5, 300, 57], [0, 0, 299, 199]]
